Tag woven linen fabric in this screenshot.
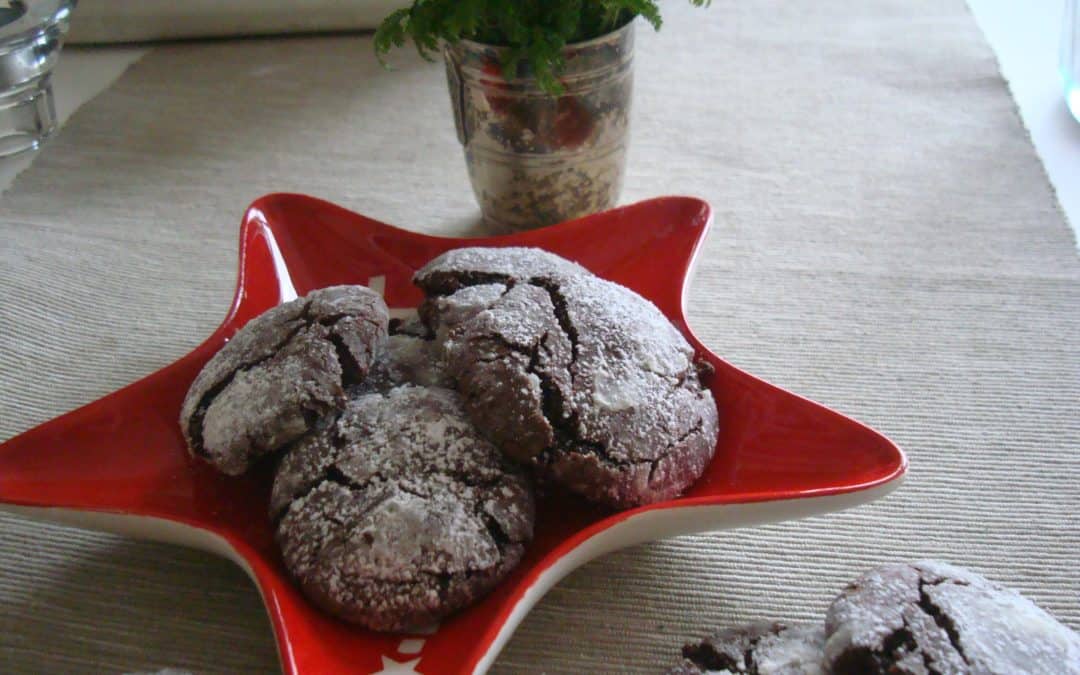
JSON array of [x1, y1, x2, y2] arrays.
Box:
[[68, 0, 405, 44], [1, 0, 1077, 672]]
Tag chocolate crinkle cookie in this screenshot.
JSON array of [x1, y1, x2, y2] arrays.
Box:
[[179, 285, 388, 475], [669, 622, 826, 675], [824, 560, 1080, 675], [414, 247, 719, 509], [270, 385, 535, 631]]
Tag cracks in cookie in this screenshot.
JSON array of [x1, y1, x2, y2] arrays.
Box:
[[272, 457, 365, 526], [491, 325, 627, 471], [682, 642, 740, 673], [528, 277, 580, 363], [188, 314, 312, 459], [193, 291, 392, 463], [918, 578, 970, 667], [437, 271, 654, 476], [275, 456, 508, 540], [881, 623, 917, 662], [744, 647, 756, 673], [422, 271, 515, 297], [395, 481, 434, 501], [419, 540, 502, 609], [526, 277, 712, 480], [539, 384, 574, 445], [476, 508, 512, 550], [311, 409, 349, 460], [327, 331, 365, 385], [833, 646, 884, 675], [868, 619, 936, 675], [313, 312, 349, 327], [452, 471, 512, 491], [647, 419, 706, 485], [435, 573, 452, 601], [921, 650, 936, 674], [300, 406, 324, 430], [533, 332, 575, 434], [534, 437, 644, 474], [319, 309, 387, 389], [743, 631, 763, 674], [673, 360, 705, 391], [319, 311, 385, 342], [874, 614, 947, 675], [671, 419, 706, 451], [474, 329, 593, 467], [325, 464, 369, 492], [479, 331, 537, 360], [278, 408, 518, 542], [389, 316, 434, 340]]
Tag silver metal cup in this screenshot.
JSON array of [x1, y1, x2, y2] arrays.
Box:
[[444, 21, 634, 231]]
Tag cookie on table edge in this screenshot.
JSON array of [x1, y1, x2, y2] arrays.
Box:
[[668, 621, 826, 674], [825, 560, 1080, 675]]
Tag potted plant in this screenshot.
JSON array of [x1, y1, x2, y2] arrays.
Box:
[[375, 1, 708, 231]]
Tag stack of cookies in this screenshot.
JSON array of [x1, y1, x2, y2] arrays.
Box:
[[179, 247, 721, 631]]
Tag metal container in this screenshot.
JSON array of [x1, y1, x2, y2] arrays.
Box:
[[444, 21, 634, 231]]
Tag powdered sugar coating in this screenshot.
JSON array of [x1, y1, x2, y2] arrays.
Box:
[[179, 285, 387, 475], [421, 283, 509, 340], [272, 385, 534, 631], [440, 283, 569, 466], [825, 560, 1080, 674], [668, 622, 826, 675], [416, 247, 719, 509], [414, 246, 589, 293], [362, 315, 453, 392], [561, 273, 712, 465]]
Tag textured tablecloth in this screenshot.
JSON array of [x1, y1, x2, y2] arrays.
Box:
[[1, 1, 1078, 673], [68, 0, 404, 44]]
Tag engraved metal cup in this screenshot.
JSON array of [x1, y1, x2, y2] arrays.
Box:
[[444, 21, 634, 231]]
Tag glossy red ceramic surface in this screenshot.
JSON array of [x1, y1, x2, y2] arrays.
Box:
[[0, 195, 905, 675]]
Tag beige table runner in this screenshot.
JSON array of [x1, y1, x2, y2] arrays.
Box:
[[1, 1, 1078, 673]]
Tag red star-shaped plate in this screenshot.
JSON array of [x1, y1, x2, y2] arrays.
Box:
[[0, 194, 905, 674]]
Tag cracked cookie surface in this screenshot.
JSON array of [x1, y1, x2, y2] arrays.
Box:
[[179, 285, 388, 475], [825, 560, 1080, 675], [415, 247, 719, 509], [414, 246, 589, 294], [271, 385, 535, 631], [361, 316, 453, 392], [668, 622, 826, 675]]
